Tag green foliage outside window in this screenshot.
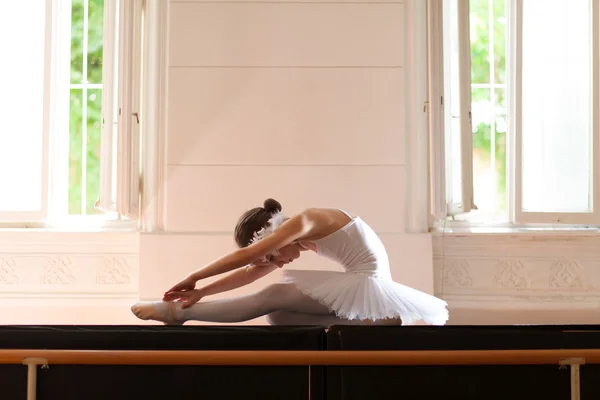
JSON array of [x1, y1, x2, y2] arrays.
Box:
[[69, 0, 104, 215], [470, 0, 507, 214]]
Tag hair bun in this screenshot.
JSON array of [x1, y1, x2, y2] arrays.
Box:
[[263, 198, 282, 213]]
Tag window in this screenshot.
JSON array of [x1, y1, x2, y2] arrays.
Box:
[[0, 0, 142, 227], [430, 0, 600, 226]]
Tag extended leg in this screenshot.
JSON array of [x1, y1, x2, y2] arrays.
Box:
[[131, 283, 335, 324], [265, 310, 366, 326], [265, 310, 402, 326]]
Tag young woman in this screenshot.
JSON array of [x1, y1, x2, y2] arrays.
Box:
[[131, 199, 449, 326]]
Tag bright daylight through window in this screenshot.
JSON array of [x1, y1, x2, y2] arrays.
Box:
[[431, 0, 599, 227], [0, 0, 142, 227]]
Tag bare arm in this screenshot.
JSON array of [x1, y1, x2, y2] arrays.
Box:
[[186, 213, 313, 282], [163, 263, 277, 302], [163, 263, 280, 308], [199, 264, 278, 297]]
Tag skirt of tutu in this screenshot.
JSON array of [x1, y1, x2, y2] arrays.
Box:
[[281, 269, 449, 325]]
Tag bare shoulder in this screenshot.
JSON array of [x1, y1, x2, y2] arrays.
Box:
[[294, 208, 352, 240]]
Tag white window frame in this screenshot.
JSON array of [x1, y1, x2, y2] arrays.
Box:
[[511, 0, 600, 225], [427, 0, 447, 221], [97, 0, 143, 221], [428, 0, 475, 221], [0, 0, 144, 230], [0, 0, 55, 223], [429, 0, 600, 228]]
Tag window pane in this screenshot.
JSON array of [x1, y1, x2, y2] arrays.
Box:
[[69, 89, 84, 214], [472, 88, 494, 213], [495, 89, 507, 212], [465, 87, 507, 221], [493, 0, 506, 84], [0, 2, 46, 212], [86, 89, 102, 214], [521, 0, 592, 212], [470, 0, 490, 84], [87, 0, 104, 84], [71, 0, 84, 84], [70, 0, 105, 216]]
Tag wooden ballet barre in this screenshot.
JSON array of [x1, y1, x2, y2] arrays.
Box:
[[1, 349, 600, 366]]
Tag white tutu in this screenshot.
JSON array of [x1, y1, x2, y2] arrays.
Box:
[[282, 269, 449, 325]]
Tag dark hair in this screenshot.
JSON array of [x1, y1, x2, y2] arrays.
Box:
[[234, 198, 283, 248]]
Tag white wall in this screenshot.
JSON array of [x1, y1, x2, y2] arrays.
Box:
[[139, 0, 435, 325]]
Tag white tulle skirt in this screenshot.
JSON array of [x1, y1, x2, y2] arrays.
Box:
[[281, 269, 449, 325]]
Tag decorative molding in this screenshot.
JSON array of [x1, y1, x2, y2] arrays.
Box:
[[433, 234, 600, 306], [442, 259, 473, 287], [493, 260, 529, 289], [549, 260, 585, 289], [0, 231, 139, 298], [0, 258, 19, 284], [42, 257, 76, 284], [97, 257, 132, 284]]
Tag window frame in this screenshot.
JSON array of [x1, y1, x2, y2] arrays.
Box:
[[0, 0, 144, 230], [429, 0, 600, 229], [0, 0, 54, 223], [428, 0, 475, 222], [427, 0, 447, 221], [97, 0, 143, 221], [511, 0, 600, 225]]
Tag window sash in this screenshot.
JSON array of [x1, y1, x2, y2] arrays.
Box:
[[428, 0, 447, 221], [115, 0, 142, 220], [97, 0, 142, 221], [429, 0, 474, 222], [456, 0, 475, 215], [98, 0, 118, 213], [512, 0, 600, 225], [47, 0, 74, 223], [0, 0, 55, 222]]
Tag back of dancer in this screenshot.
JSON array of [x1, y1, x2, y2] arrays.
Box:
[[301, 209, 392, 278]]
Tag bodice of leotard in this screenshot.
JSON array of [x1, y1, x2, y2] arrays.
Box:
[[311, 211, 391, 278]]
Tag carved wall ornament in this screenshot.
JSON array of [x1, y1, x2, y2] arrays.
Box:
[[0, 258, 19, 284], [549, 260, 585, 289], [493, 260, 530, 289], [442, 259, 473, 287], [42, 257, 76, 284], [96, 257, 132, 284]]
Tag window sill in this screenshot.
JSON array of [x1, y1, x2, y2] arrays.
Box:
[[431, 221, 600, 236], [0, 217, 138, 232]]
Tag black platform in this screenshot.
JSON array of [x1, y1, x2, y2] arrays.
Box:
[[1, 325, 600, 400], [326, 325, 600, 400], [0, 325, 325, 400]]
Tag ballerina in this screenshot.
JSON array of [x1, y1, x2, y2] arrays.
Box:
[[131, 198, 449, 326]]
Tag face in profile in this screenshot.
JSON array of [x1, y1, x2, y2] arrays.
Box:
[[270, 243, 303, 267], [261, 242, 311, 268]]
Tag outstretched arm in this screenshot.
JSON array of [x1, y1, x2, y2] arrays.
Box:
[[186, 213, 312, 282], [164, 263, 277, 302]]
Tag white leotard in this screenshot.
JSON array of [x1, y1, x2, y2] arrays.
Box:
[[282, 209, 449, 325]]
